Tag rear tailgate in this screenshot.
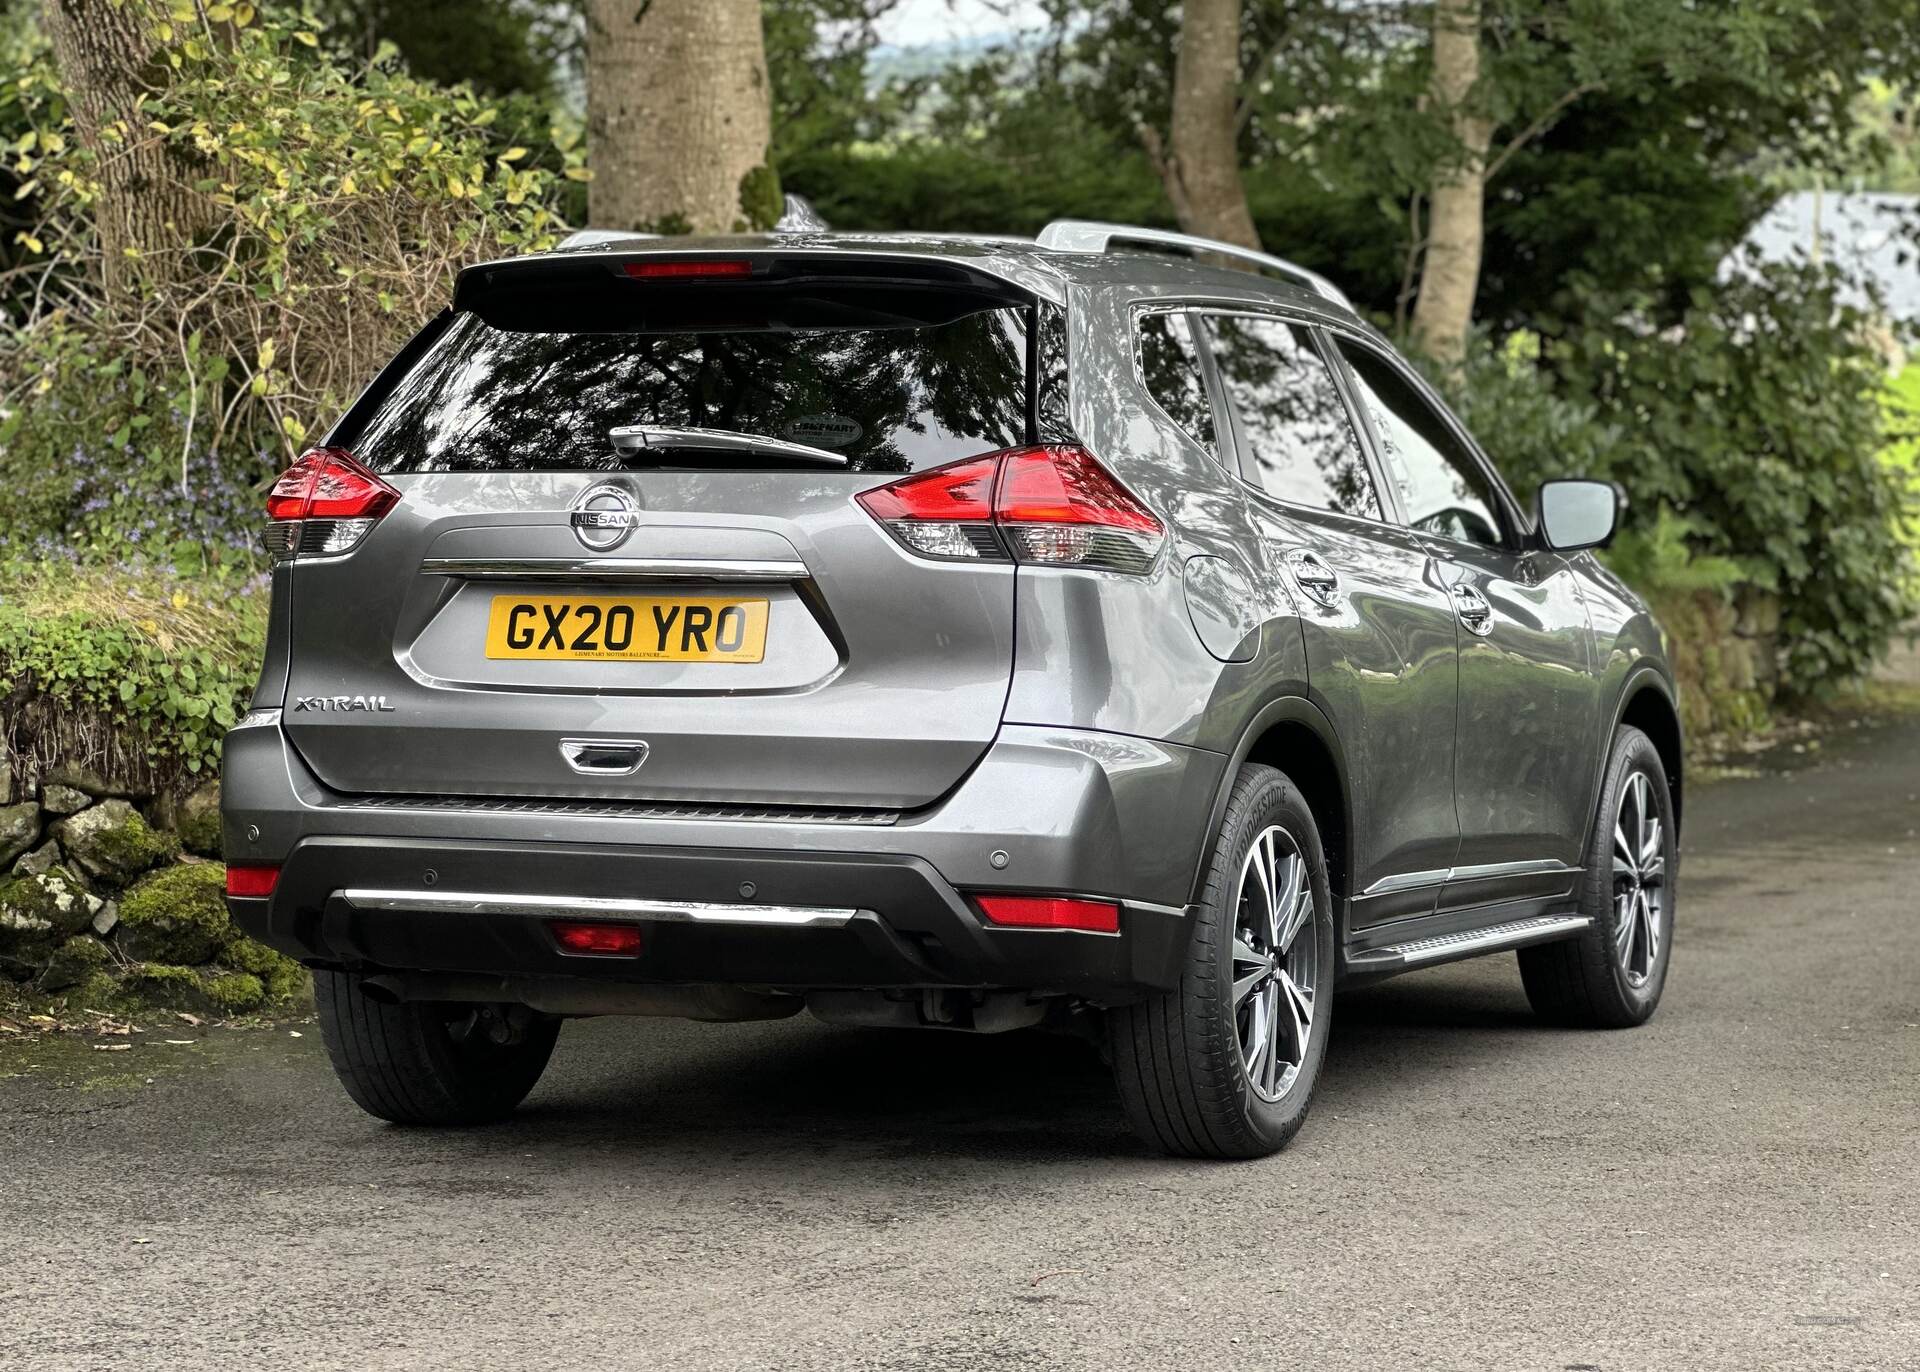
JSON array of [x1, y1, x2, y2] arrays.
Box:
[[277, 249, 1055, 810]]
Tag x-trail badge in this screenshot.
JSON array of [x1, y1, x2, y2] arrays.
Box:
[[569, 482, 641, 551]]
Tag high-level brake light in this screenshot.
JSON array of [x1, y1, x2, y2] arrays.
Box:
[[623, 259, 755, 280], [263, 447, 401, 563], [856, 444, 1163, 573]]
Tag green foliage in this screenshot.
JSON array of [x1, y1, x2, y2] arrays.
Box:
[[309, 0, 574, 101], [1603, 510, 1746, 600], [0, 562, 269, 782], [2, 1, 575, 524], [737, 162, 784, 232], [1445, 261, 1918, 694], [1885, 362, 1920, 581]]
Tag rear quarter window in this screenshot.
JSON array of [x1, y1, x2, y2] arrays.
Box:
[[344, 307, 1041, 475], [1135, 311, 1219, 461]]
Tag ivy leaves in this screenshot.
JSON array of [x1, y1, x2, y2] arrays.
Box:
[[0, 564, 266, 776]]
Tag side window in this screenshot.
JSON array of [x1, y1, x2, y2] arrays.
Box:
[[1336, 342, 1504, 547], [1136, 311, 1218, 460], [1200, 314, 1382, 521]]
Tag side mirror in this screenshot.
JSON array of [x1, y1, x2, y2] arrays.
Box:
[[1537, 479, 1618, 551]]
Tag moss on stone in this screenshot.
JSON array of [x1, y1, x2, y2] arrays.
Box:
[[53, 800, 180, 887], [119, 964, 266, 1017], [0, 868, 100, 977], [116, 863, 228, 964], [118, 962, 206, 1010], [65, 970, 122, 1011], [177, 782, 222, 859], [220, 934, 309, 1006], [40, 935, 112, 991], [203, 970, 266, 1015]]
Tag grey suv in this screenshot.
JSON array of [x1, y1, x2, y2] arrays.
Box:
[[222, 220, 1680, 1158]]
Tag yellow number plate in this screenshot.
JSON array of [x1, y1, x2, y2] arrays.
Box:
[[485, 595, 769, 663]]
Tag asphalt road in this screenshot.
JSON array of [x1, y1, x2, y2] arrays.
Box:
[[5, 717, 1919, 1372]]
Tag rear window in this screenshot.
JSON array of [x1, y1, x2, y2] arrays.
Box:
[[344, 307, 1038, 476]]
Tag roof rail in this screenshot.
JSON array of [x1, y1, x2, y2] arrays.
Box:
[[1035, 219, 1354, 312]]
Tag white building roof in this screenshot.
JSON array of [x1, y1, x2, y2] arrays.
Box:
[[1723, 191, 1919, 321]]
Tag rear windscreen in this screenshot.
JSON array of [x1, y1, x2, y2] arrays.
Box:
[[343, 307, 1036, 475]]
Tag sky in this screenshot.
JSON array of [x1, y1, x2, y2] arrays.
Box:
[[873, 0, 1054, 48]]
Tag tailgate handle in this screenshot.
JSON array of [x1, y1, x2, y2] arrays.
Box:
[[559, 738, 650, 776]]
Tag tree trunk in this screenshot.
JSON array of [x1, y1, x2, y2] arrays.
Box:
[[40, 0, 223, 294], [1153, 0, 1260, 251], [585, 0, 777, 235], [1408, 0, 1492, 365]]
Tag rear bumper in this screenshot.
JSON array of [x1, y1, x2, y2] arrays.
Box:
[[221, 719, 1225, 1001]]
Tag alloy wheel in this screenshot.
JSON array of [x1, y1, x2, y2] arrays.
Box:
[[1231, 825, 1320, 1102], [1612, 770, 1667, 986]]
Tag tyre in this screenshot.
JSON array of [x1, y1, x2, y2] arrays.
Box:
[[1519, 725, 1676, 1028], [314, 970, 561, 1125], [1108, 763, 1335, 1159]]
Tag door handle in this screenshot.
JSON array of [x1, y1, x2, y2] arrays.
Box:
[[1283, 549, 1342, 609], [1449, 583, 1495, 636], [560, 738, 650, 776]]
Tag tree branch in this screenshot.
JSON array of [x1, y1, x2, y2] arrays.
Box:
[[1484, 81, 1601, 182]]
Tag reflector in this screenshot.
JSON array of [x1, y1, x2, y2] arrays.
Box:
[[549, 921, 645, 956], [975, 894, 1121, 934], [224, 864, 281, 898]]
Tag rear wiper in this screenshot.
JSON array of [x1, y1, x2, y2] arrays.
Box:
[[608, 424, 849, 467]]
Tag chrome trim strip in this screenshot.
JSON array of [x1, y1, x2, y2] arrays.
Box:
[[1349, 914, 1592, 969], [1361, 868, 1453, 897], [339, 890, 859, 928], [1361, 859, 1577, 898], [1126, 898, 1194, 919], [1448, 859, 1578, 884], [420, 557, 809, 582]]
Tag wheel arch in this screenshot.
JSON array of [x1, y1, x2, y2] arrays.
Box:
[[1193, 696, 1353, 913], [1613, 668, 1684, 835]]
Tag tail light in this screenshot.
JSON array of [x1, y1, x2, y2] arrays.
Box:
[[263, 447, 400, 563], [975, 893, 1121, 934], [856, 444, 1163, 574]]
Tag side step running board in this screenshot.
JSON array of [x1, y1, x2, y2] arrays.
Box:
[[1346, 914, 1591, 973]]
